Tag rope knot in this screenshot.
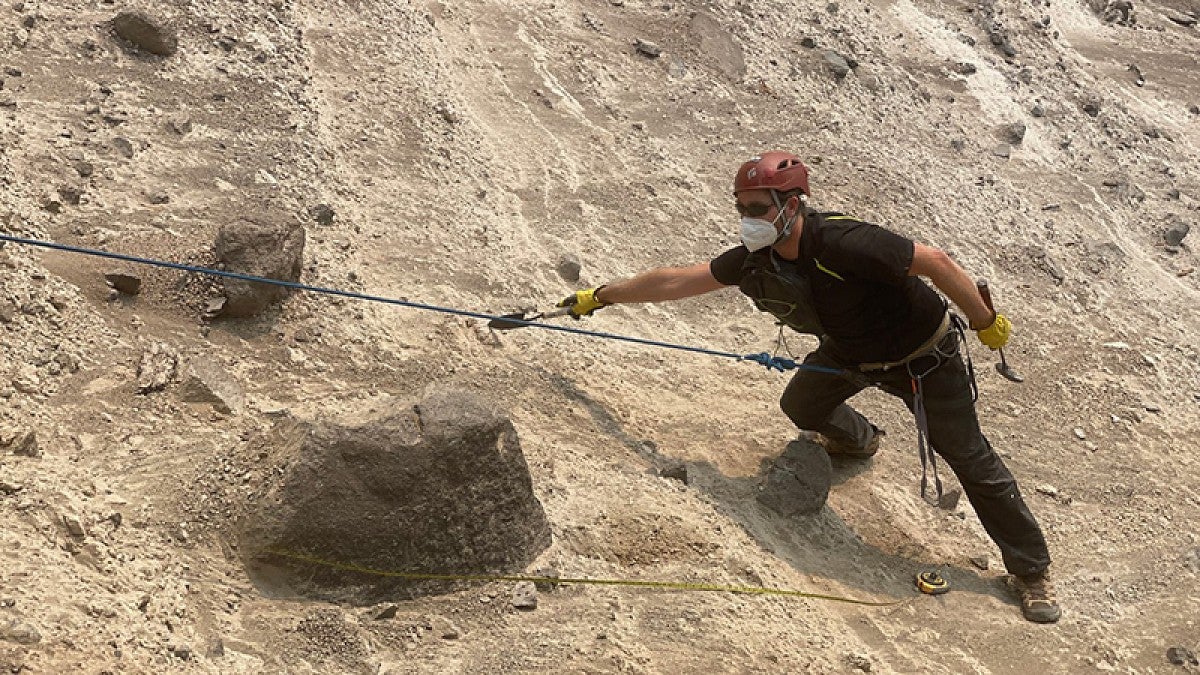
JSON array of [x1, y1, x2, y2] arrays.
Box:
[[741, 352, 798, 372]]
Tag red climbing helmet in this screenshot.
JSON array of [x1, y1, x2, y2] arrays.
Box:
[[732, 152, 810, 196]]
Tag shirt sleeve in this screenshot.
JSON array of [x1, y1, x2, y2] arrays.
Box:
[[822, 222, 914, 286], [709, 245, 751, 286]]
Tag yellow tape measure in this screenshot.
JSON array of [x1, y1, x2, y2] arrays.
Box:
[[915, 571, 950, 595], [265, 549, 903, 607]]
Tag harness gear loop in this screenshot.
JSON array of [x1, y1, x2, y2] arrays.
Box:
[[904, 317, 970, 506]]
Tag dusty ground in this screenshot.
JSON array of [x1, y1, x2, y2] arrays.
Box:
[[1, 0, 1199, 672]]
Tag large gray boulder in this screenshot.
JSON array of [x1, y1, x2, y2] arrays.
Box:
[[237, 389, 552, 604], [756, 438, 832, 517], [213, 214, 305, 318]]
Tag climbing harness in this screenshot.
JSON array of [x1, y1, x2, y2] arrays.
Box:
[[0, 234, 848, 375], [903, 315, 978, 506]]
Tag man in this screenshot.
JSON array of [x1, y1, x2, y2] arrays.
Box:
[[557, 151, 1060, 623]]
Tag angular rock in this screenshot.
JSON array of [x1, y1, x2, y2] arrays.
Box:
[[3, 430, 39, 458], [0, 620, 40, 645], [556, 254, 582, 283], [431, 616, 460, 639], [238, 388, 552, 604], [1167, 646, 1199, 666], [634, 39, 661, 58], [824, 51, 852, 79], [511, 581, 538, 610], [1165, 10, 1197, 26], [659, 463, 688, 484], [757, 438, 832, 516], [63, 514, 87, 538], [213, 214, 305, 318], [309, 203, 335, 226], [373, 604, 399, 620], [136, 343, 179, 394], [176, 358, 244, 415], [1002, 122, 1027, 144], [1164, 218, 1190, 247], [104, 272, 141, 295], [112, 137, 134, 159], [109, 12, 177, 57]]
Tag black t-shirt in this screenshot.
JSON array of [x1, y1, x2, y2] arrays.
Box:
[[710, 212, 946, 364]]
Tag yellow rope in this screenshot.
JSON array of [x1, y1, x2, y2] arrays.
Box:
[[265, 549, 903, 607]]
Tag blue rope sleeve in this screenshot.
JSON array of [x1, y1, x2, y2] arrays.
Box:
[[0, 234, 849, 377]]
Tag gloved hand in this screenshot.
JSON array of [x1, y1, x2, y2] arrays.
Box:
[[557, 286, 607, 318], [976, 313, 1012, 350]]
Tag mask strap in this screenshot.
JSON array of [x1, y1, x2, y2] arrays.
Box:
[[772, 192, 800, 244]]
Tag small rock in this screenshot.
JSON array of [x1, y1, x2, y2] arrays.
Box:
[[953, 62, 977, 75], [511, 581, 538, 610], [176, 358, 244, 415], [170, 644, 192, 660], [992, 144, 1011, 158], [1165, 10, 1197, 26], [1083, 100, 1102, 117], [1128, 63, 1145, 87], [310, 203, 335, 226], [112, 137, 134, 159], [374, 604, 399, 620], [7, 431, 40, 458], [1002, 122, 1027, 144], [1167, 646, 1198, 666], [1031, 104, 1046, 117], [431, 616, 460, 639], [847, 652, 872, 672], [209, 639, 225, 658], [203, 296, 226, 319], [660, 463, 688, 484], [969, 555, 990, 570], [823, 51, 852, 79], [109, 12, 178, 57], [1035, 484, 1059, 498], [148, 192, 169, 205], [136, 343, 179, 394], [556, 254, 581, 282], [0, 620, 41, 645], [63, 514, 87, 537], [1073, 427, 1087, 440], [634, 38, 661, 58], [1164, 220, 1190, 247], [104, 272, 142, 295], [167, 116, 192, 134], [1190, 104, 1200, 115], [0, 481, 23, 495], [800, 36, 817, 48], [74, 161, 94, 177]]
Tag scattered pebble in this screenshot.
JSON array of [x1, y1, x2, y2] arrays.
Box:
[[511, 581, 538, 610]]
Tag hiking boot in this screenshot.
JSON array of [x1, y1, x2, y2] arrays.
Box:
[[1010, 572, 1062, 623], [800, 429, 884, 458]]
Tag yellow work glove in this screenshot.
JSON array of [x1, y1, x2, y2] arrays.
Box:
[[557, 286, 607, 318], [976, 313, 1012, 350]]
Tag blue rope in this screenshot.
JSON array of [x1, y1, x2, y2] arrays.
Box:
[[0, 234, 844, 375]]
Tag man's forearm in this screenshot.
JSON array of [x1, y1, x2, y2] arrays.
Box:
[[596, 264, 723, 304], [929, 263, 994, 329]]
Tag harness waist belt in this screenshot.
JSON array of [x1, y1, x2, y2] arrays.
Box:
[[858, 312, 952, 373]]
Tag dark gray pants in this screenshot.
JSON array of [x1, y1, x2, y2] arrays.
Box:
[[779, 333, 1051, 576]]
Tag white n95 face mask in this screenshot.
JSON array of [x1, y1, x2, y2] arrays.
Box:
[[740, 216, 780, 251]]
